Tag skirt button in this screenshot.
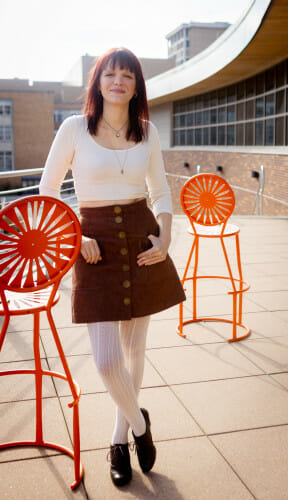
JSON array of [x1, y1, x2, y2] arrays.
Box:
[[114, 206, 122, 214], [115, 216, 123, 224], [122, 264, 130, 272], [120, 247, 128, 256], [122, 280, 131, 288], [118, 231, 126, 239], [123, 297, 131, 306]]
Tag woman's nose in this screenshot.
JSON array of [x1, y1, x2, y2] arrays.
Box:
[[113, 74, 122, 84]]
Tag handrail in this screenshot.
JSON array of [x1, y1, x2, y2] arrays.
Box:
[[0, 168, 44, 179], [165, 171, 288, 214], [0, 167, 287, 214], [0, 177, 73, 196]]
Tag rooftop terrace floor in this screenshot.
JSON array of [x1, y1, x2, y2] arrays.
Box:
[[1, 215, 288, 499]]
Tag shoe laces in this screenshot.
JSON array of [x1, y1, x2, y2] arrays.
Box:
[[106, 443, 133, 463]]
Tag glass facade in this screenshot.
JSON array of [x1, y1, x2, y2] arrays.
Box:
[[172, 59, 288, 146]]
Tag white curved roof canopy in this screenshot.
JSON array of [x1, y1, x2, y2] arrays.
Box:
[[147, 0, 278, 105]]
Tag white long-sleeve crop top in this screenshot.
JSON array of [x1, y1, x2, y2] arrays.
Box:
[[39, 114, 172, 217]]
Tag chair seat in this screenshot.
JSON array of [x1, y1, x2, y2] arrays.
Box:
[[0, 287, 60, 315], [188, 222, 240, 237]]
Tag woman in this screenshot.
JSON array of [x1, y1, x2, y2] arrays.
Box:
[[40, 47, 185, 487]]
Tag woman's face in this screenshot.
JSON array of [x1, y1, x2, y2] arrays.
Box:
[[99, 62, 136, 106]]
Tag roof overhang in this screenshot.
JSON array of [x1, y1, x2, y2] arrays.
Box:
[[147, 0, 288, 106]]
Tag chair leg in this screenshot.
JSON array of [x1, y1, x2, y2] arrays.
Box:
[[46, 309, 82, 487], [220, 236, 237, 293], [33, 311, 44, 444], [220, 236, 239, 341], [46, 309, 78, 401], [178, 301, 185, 337], [0, 314, 10, 352], [71, 404, 81, 489], [235, 234, 244, 324], [192, 236, 199, 320], [232, 293, 237, 341], [178, 237, 197, 337]]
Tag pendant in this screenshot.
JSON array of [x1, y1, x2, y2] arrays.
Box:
[[116, 132, 120, 137]]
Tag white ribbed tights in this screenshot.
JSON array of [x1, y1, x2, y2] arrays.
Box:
[[88, 316, 150, 445]]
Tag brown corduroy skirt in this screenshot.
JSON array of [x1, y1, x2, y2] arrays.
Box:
[[71, 198, 186, 323]]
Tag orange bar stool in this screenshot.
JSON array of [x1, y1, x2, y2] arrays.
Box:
[[0, 195, 84, 489], [178, 174, 250, 342]]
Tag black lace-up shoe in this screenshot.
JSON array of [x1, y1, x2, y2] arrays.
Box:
[[108, 443, 132, 486], [132, 408, 156, 473]]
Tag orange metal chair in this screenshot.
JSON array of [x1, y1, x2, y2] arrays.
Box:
[[178, 174, 250, 342], [0, 195, 83, 489]]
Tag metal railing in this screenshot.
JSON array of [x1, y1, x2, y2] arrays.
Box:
[[166, 164, 288, 215], [0, 165, 287, 216], [0, 168, 79, 214]]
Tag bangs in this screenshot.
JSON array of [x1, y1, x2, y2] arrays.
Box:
[[103, 49, 139, 75]]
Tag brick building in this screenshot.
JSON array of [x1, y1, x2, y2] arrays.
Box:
[[148, 0, 288, 216], [0, 90, 55, 188], [1, 2, 288, 216], [0, 56, 174, 188]]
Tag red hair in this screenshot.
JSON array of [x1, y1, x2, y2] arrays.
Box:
[[83, 48, 149, 142]]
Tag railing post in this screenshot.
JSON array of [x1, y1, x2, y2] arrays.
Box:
[[259, 165, 265, 216]]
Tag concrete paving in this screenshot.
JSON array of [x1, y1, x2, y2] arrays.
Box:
[[0, 215, 288, 499]]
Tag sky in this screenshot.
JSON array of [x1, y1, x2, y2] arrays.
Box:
[[0, 0, 252, 82]]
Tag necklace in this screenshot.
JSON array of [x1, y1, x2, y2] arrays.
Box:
[[102, 117, 128, 137], [112, 149, 128, 175]]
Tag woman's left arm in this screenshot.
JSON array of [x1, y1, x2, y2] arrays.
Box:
[[137, 123, 173, 267]]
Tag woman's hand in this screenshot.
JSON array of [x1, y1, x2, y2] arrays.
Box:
[[137, 212, 172, 266], [81, 235, 102, 264], [137, 234, 170, 266]]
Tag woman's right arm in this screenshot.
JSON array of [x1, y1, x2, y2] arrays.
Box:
[[39, 116, 77, 198], [40, 116, 102, 264]]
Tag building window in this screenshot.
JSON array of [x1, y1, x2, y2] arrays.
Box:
[[187, 113, 194, 126], [54, 109, 80, 126], [275, 117, 285, 145], [256, 98, 264, 118], [265, 94, 275, 116], [187, 129, 194, 145], [203, 128, 209, 145], [195, 111, 202, 125], [245, 122, 254, 145], [255, 121, 264, 145], [54, 110, 63, 124], [0, 101, 12, 116], [218, 126, 225, 145], [211, 127, 217, 145], [218, 107, 226, 123], [227, 106, 235, 122], [210, 109, 217, 124], [172, 58, 288, 146], [265, 119, 274, 145], [0, 126, 13, 142], [227, 125, 235, 145], [0, 152, 13, 171], [246, 100, 254, 120], [180, 130, 186, 145]]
